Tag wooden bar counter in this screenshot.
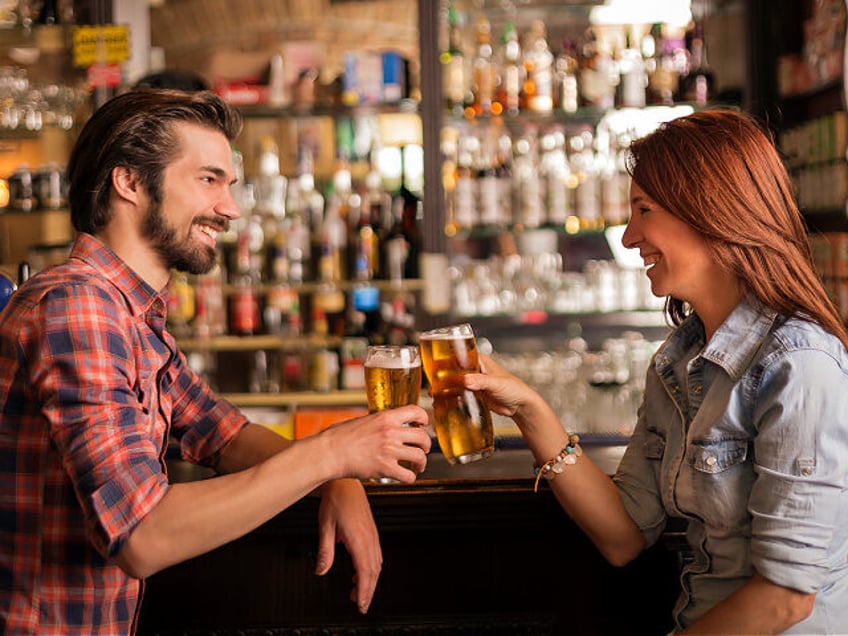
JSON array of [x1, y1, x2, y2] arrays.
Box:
[[138, 443, 684, 635]]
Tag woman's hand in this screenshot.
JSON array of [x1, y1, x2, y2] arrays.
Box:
[[463, 354, 542, 420]]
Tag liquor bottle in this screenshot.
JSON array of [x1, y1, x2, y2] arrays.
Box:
[[166, 269, 195, 339], [496, 21, 522, 116], [679, 21, 715, 106], [318, 193, 347, 284], [193, 253, 226, 339], [382, 295, 416, 346], [452, 132, 478, 230], [663, 25, 690, 104], [441, 3, 469, 116], [229, 231, 261, 336], [17, 261, 30, 285], [282, 179, 311, 285], [471, 14, 496, 116], [264, 232, 302, 337], [339, 298, 369, 390], [570, 129, 603, 232], [522, 19, 554, 114], [555, 38, 580, 114], [476, 130, 501, 228], [384, 187, 422, 283], [578, 28, 616, 110], [616, 30, 647, 108], [643, 23, 671, 105], [309, 306, 340, 392], [186, 350, 218, 392], [395, 185, 423, 280], [600, 133, 631, 227], [254, 135, 287, 243], [513, 131, 544, 229], [37, 0, 59, 24], [496, 131, 515, 227], [355, 170, 386, 281], [294, 141, 324, 283], [541, 130, 574, 227]]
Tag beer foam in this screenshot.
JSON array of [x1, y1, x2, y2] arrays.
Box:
[[364, 351, 421, 368]]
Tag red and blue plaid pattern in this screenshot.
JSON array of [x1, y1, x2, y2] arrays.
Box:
[[0, 233, 247, 634]]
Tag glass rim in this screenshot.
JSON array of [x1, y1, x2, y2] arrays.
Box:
[[418, 322, 474, 339], [365, 344, 420, 352]]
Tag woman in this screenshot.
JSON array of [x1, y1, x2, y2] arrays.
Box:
[[466, 109, 848, 634]]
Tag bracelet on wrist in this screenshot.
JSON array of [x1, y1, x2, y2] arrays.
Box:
[[533, 434, 582, 493]]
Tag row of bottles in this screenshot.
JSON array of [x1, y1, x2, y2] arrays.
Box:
[[170, 252, 420, 342], [442, 120, 631, 234], [2, 162, 66, 211], [810, 232, 848, 326], [166, 134, 423, 344], [441, 2, 716, 118], [1, 0, 72, 29], [227, 135, 422, 288], [780, 110, 848, 213], [181, 288, 419, 395]]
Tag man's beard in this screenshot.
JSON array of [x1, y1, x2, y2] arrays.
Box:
[[142, 202, 221, 275]]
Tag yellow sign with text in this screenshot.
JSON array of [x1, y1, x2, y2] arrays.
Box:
[[72, 25, 130, 67]]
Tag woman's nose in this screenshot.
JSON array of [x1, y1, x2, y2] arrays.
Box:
[[621, 217, 638, 249]]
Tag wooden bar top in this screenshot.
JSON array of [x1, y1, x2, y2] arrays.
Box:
[[141, 443, 682, 635]]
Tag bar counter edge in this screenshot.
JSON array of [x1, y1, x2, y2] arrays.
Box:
[[138, 445, 685, 636]]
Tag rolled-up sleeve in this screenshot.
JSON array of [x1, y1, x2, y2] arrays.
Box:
[[25, 284, 169, 558], [166, 347, 248, 468], [614, 381, 669, 548], [749, 348, 848, 593]]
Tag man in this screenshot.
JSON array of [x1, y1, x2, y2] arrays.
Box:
[[0, 89, 431, 634]]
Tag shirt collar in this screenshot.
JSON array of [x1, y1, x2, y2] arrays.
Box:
[[69, 232, 164, 317], [658, 296, 779, 380]]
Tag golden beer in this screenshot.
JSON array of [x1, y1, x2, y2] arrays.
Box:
[[364, 361, 422, 412], [419, 324, 494, 465], [364, 345, 422, 480]]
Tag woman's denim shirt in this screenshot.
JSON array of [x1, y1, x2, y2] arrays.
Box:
[[614, 297, 848, 632]]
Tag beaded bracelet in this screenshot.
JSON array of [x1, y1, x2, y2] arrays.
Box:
[[533, 434, 582, 492]]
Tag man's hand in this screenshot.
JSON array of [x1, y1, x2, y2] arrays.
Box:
[[315, 478, 382, 614]]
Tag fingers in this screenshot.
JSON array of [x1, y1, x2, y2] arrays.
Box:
[[330, 406, 433, 482], [346, 526, 382, 614], [314, 522, 336, 576], [351, 557, 381, 614]]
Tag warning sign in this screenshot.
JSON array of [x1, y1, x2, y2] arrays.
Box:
[[73, 25, 130, 68]]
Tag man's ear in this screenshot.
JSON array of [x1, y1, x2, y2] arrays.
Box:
[[111, 166, 142, 204]]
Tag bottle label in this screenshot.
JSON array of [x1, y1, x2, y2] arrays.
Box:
[[479, 175, 500, 225], [454, 176, 477, 228], [231, 288, 259, 334]]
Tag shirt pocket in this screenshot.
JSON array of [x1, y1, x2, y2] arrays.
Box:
[[684, 438, 753, 528], [690, 438, 748, 473], [643, 429, 666, 460]]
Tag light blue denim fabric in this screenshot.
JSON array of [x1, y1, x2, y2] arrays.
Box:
[[614, 296, 848, 633]]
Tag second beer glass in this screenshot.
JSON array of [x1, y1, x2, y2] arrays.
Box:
[[419, 323, 494, 464], [364, 345, 422, 480], [364, 345, 422, 413]]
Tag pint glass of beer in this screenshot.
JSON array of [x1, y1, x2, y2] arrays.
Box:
[[364, 345, 422, 413], [364, 345, 422, 481], [419, 323, 494, 464]]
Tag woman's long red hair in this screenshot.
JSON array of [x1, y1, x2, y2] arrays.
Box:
[[627, 109, 848, 350]]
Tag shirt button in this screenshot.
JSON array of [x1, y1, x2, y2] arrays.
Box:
[[693, 385, 702, 395], [801, 467, 812, 476], [705, 456, 717, 467]]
